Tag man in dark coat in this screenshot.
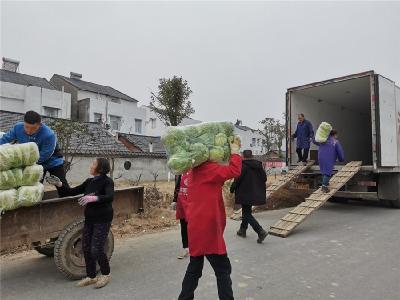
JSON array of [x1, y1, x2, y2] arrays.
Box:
[[230, 150, 268, 243], [292, 113, 314, 164]]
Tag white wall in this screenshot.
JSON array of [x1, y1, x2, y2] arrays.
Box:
[[141, 105, 201, 137], [78, 91, 146, 134], [234, 126, 266, 155], [0, 81, 71, 119], [66, 156, 169, 184]]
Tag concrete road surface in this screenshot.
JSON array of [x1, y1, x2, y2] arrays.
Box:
[[1, 201, 399, 300]]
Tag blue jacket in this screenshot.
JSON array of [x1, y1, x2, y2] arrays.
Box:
[[314, 136, 345, 176], [293, 120, 314, 149], [0, 122, 64, 170]]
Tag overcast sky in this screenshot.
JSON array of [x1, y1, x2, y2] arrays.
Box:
[[1, 1, 399, 129]]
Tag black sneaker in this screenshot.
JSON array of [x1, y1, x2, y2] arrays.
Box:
[[257, 230, 268, 244], [237, 228, 247, 238], [322, 185, 330, 193]]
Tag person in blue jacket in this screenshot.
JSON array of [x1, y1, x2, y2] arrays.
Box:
[[0, 110, 70, 196], [313, 129, 345, 193], [292, 113, 314, 164]]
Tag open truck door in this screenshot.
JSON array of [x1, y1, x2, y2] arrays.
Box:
[[377, 75, 399, 167]]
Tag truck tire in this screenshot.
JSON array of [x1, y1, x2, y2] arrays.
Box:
[[34, 245, 54, 257], [54, 219, 114, 280]]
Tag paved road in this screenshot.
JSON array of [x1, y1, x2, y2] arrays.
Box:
[[1, 202, 399, 300]]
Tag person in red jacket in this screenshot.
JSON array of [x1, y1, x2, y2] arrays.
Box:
[[178, 137, 242, 300]]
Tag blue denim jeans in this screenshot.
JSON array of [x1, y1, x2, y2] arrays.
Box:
[[322, 175, 330, 187]]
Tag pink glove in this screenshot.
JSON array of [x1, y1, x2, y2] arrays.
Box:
[[78, 195, 98, 206]]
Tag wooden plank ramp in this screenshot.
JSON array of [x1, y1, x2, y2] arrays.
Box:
[[268, 161, 362, 238], [230, 160, 315, 221]]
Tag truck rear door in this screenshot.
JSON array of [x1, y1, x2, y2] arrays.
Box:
[[377, 75, 399, 167]]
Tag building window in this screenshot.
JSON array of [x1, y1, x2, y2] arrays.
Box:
[[109, 115, 122, 131], [124, 161, 132, 170], [94, 113, 102, 123], [257, 139, 260, 146], [150, 118, 157, 129], [111, 98, 121, 104], [43, 107, 59, 118], [135, 119, 142, 134], [252, 138, 256, 146]]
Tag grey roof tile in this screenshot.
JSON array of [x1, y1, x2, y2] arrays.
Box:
[[0, 69, 55, 90], [119, 133, 165, 153]]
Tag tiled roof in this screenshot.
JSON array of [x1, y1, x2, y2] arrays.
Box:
[[52, 74, 137, 102], [0, 111, 165, 158], [119, 133, 165, 153], [0, 69, 55, 90]]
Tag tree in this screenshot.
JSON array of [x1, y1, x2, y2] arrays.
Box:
[[150, 76, 194, 126], [259, 117, 276, 153], [273, 120, 286, 157], [47, 119, 95, 174]]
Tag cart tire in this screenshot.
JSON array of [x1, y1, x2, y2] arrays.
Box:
[[34, 246, 54, 257], [54, 219, 114, 280]]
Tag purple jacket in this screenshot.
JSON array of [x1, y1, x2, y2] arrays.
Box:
[[293, 120, 314, 149], [314, 136, 345, 176]]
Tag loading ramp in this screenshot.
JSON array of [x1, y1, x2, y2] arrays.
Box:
[[230, 161, 315, 220], [268, 161, 362, 237]]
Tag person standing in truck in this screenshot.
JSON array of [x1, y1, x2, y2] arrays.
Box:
[[0, 110, 70, 196], [313, 129, 345, 193], [292, 113, 314, 164], [178, 137, 242, 300]]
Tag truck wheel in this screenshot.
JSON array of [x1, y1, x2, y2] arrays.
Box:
[[34, 245, 54, 257], [54, 219, 114, 280]]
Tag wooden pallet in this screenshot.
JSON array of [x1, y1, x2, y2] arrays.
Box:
[[268, 161, 362, 238], [230, 161, 315, 220]]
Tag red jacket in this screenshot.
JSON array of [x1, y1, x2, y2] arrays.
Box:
[[186, 154, 242, 256]]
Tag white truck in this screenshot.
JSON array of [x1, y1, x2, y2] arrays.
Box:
[[287, 71, 400, 207]]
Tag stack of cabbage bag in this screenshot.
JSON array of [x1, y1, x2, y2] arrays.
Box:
[[162, 122, 235, 175], [315, 122, 333, 143], [0, 142, 44, 212]]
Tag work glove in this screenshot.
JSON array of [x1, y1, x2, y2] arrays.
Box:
[[170, 202, 177, 211], [78, 195, 98, 206], [45, 175, 62, 187], [230, 135, 241, 155]]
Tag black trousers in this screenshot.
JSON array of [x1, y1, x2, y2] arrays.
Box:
[[296, 147, 310, 162], [82, 222, 111, 279], [240, 204, 263, 234], [179, 254, 233, 300], [180, 219, 189, 249], [42, 164, 70, 197]]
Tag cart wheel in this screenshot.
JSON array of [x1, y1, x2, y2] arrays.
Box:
[[54, 219, 114, 280], [34, 245, 54, 257]]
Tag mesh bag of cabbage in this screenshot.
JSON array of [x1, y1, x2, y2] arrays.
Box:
[[17, 183, 44, 208], [162, 122, 235, 174], [0, 165, 43, 190], [0, 189, 18, 211], [315, 122, 333, 143], [0, 142, 40, 171]]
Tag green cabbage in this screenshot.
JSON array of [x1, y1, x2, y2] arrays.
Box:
[[0, 168, 23, 190], [17, 183, 44, 207], [190, 143, 209, 167], [0, 165, 43, 189], [167, 153, 193, 175], [0, 189, 18, 211], [162, 122, 234, 174], [209, 146, 225, 163], [315, 122, 333, 143], [0, 143, 40, 171]]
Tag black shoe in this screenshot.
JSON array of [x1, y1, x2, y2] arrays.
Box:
[[237, 228, 247, 238], [257, 230, 268, 244], [322, 185, 330, 193]]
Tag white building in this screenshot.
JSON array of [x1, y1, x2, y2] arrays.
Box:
[[50, 72, 146, 134], [141, 105, 201, 136], [234, 121, 266, 155], [0, 58, 71, 119]]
